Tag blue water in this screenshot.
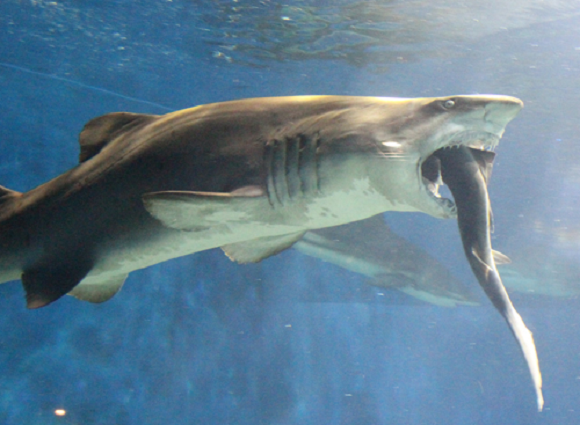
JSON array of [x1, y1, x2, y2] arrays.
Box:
[[1, 1, 580, 424]]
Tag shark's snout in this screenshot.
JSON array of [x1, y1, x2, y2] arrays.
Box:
[[484, 96, 524, 135], [415, 95, 523, 219]]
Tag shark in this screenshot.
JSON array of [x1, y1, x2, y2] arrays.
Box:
[[295, 214, 478, 307], [0, 94, 541, 407], [434, 145, 543, 411]]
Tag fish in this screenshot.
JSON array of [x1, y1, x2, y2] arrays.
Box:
[[0, 95, 522, 311], [434, 145, 543, 411], [295, 214, 478, 307]]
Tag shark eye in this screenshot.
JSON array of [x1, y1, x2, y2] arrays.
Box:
[[442, 99, 456, 109]]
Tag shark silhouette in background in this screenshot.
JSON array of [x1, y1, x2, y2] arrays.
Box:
[[296, 214, 478, 307], [0, 94, 542, 409], [495, 222, 580, 298]]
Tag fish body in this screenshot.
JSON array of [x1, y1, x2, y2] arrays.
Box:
[[436, 146, 543, 411]]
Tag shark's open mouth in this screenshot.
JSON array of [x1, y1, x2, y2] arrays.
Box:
[[420, 135, 499, 215], [421, 151, 447, 201]]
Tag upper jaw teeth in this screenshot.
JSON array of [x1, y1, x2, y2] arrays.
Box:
[[441, 131, 500, 152], [441, 142, 493, 152]]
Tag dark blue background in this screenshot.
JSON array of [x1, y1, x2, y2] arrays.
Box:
[[1, 1, 580, 424]]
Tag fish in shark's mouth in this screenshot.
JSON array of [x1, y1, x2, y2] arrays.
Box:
[[423, 145, 544, 411], [420, 133, 499, 217]]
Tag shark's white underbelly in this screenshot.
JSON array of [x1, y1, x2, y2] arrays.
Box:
[[81, 179, 419, 286]]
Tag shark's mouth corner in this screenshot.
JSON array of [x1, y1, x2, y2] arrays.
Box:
[[419, 134, 499, 215]]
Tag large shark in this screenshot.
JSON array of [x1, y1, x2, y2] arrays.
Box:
[[0, 95, 522, 307], [296, 214, 478, 307], [0, 94, 540, 406]]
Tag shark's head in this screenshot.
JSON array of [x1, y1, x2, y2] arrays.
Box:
[[354, 95, 523, 218]]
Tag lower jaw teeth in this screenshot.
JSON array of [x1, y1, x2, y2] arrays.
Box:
[[433, 183, 441, 198], [444, 199, 457, 216], [427, 182, 441, 198]]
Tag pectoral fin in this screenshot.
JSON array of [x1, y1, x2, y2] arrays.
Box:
[[492, 250, 511, 265], [222, 231, 306, 263], [142, 187, 267, 231], [68, 274, 128, 303]]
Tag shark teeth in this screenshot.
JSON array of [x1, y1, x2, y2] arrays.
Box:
[[422, 175, 456, 218], [439, 131, 500, 152], [423, 179, 441, 198], [419, 131, 499, 218], [420, 152, 445, 200]]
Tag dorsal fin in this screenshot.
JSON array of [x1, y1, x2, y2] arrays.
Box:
[[0, 185, 22, 208], [79, 112, 158, 162]]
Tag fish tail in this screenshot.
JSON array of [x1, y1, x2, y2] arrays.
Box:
[[490, 268, 544, 412], [504, 299, 544, 411]]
